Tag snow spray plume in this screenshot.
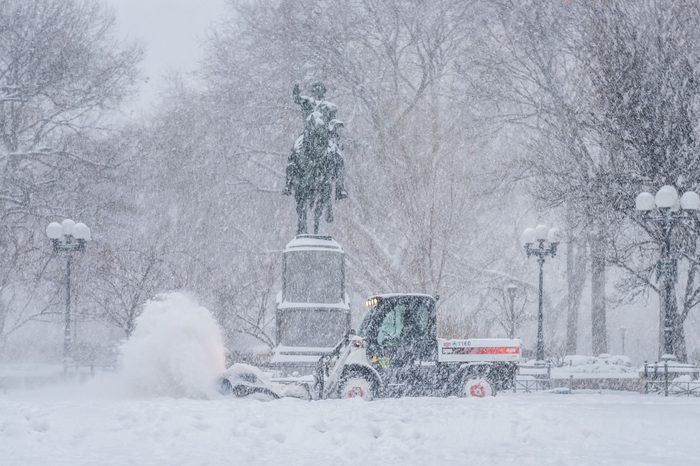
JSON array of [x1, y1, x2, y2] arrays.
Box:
[[119, 292, 226, 398]]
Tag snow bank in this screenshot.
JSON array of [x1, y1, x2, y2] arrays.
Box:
[[563, 354, 631, 368], [557, 354, 635, 376], [118, 292, 226, 398]]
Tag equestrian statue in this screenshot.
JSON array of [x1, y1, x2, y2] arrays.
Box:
[[283, 82, 347, 234]]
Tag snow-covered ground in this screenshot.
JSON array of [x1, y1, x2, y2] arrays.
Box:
[[1, 385, 698, 466], [3, 293, 697, 465]]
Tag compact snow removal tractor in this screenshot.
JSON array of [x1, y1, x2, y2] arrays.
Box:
[[313, 294, 520, 400], [219, 293, 520, 400]]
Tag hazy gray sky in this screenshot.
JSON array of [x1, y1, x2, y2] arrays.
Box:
[[105, 0, 228, 114]]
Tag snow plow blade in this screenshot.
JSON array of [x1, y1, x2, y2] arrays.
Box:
[[218, 363, 316, 400], [218, 363, 281, 399]]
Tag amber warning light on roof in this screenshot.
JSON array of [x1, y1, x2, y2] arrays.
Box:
[[365, 297, 379, 307]]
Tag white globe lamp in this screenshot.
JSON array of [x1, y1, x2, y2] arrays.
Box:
[[46, 222, 63, 240], [655, 185, 679, 209], [635, 192, 654, 211], [680, 191, 700, 211], [534, 224, 549, 241], [61, 219, 76, 236], [521, 228, 536, 245]]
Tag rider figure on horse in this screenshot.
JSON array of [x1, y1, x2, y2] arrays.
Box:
[[283, 82, 347, 235]]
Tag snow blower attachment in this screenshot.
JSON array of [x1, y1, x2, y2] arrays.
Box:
[[217, 364, 281, 399], [217, 363, 316, 400]]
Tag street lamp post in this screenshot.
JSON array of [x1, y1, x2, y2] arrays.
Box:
[[635, 185, 699, 361], [46, 219, 91, 373], [619, 326, 627, 356], [506, 283, 518, 339], [522, 225, 561, 363]]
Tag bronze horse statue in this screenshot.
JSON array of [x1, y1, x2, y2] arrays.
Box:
[[283, 82, 347, 234]]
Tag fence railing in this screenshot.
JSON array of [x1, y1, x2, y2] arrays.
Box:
[[641, 360, 700, 397], [514, 377, 551, 392], [644, 380, 700, 397], [513, 362, 552, 392], [513, 360, 700, 396]]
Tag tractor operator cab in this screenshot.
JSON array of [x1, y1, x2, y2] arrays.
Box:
[[359, 294, 438, 366]]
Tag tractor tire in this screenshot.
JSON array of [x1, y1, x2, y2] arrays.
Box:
[[461, 377, 494, 398], [340, 376, 374, 401]]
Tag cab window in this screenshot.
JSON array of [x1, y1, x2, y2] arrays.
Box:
[[377, 304, 405, 346], [412, 300, 431, 334]]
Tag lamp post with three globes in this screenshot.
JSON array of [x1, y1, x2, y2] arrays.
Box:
[[522, 225, 562, 363], [46, 219, 91, 373], [635, 185, 699, 361]]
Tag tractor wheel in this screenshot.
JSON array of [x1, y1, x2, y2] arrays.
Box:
[[340, 376, 374, 401], [461, 377, 493, 398]]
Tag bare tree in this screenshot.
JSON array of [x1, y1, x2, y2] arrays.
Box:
[[481, 0, 700, 360], [202, 0, 503, 310], [0, 0, 141, 348], [484, 285, 532, 339], [87, 240, 179, 337], [100, 0, 511, 347]]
